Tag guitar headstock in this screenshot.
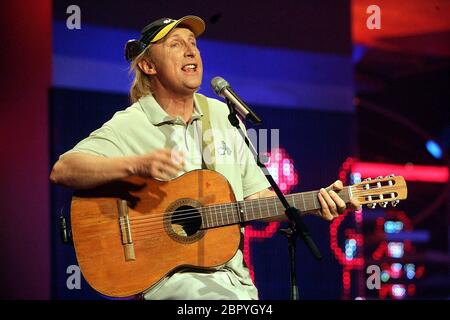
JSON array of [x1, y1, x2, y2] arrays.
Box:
[[351, 175, 408, 209]]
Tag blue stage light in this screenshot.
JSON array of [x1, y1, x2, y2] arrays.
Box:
[[426, 140, 442, 159]]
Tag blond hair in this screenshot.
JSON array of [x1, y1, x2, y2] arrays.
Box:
[[129, 46, 153, 103]]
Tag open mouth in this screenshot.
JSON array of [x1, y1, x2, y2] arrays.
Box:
[[181, 64, 197, 73]]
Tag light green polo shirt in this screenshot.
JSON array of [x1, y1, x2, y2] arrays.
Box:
[[63, 93, 270, 299]]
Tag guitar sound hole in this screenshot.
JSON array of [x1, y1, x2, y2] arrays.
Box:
[[171, 205, 201, 237]]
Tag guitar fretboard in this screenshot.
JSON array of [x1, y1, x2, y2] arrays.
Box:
[[200, 187, 352, 229]]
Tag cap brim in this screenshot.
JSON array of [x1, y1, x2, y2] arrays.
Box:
[[150, 15, 205, 43]]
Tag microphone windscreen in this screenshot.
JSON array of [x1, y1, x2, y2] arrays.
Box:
[[211, 76, 229, 95]]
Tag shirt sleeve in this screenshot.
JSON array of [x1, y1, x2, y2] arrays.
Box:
[[60, 124, 125, 159]]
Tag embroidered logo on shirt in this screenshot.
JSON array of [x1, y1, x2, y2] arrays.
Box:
[[217, 141, 232, 156]]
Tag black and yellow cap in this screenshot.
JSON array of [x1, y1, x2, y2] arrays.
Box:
[[125, 15, 205, 62]]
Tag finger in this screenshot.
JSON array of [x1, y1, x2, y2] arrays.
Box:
[[328, 190, 346, 214], [163, 158, 185, 171], [332, 180, 343, 191], [151, 170, 167, 181], [159, 148, 184, 163], [168, 149, 186, 166], [317, 192, 333, 221], [320, 188, 339, 217], [156, 148, 175, 159], [153, 167, 173, 181], [160, 163, 181, 178], [349, 198, 361, 211], [155, 160, 181, 178], [158, 152, 185, 171]]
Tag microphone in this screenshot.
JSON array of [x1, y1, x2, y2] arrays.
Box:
[[211, 77, 262, 124]]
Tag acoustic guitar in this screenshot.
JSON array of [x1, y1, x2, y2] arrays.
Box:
[[70, 169, 407, 297]]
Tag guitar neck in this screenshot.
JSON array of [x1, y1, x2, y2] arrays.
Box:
[[200, 187, 352, 229]]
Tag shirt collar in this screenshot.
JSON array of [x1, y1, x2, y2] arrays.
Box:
[[138, 94, 203, 126]]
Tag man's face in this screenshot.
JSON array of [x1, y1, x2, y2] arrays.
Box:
[[149, 27, 203, 96]]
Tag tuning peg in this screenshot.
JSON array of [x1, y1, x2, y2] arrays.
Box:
[[376, 176, 383, 180], [391, 200, 399, 207], [367, 203, 377, 209], [387, 174, 395, 178], [363, 178, 371, 190], [379, 201, 388, 208]]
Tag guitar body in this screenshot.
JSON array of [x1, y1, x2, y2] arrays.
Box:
[[71, 170, 241, 297]]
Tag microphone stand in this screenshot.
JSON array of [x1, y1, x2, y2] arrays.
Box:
[[224, 98, 322, 300]]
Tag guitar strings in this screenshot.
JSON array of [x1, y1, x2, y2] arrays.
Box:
[[125, 189, 399, 239], [127, 190, 319, 223], [127, 190, 330, 225], [126, 188, 395, 234], [126, 193, 320, 237], [126, 186, 394, 226], [81, 186, 399, 241], [127, 186, 367, 224]]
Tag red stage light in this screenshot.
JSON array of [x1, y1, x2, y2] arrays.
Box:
[[352, 162, 448, 183]]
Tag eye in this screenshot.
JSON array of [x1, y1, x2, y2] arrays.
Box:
[[170, 41, 181, 48]]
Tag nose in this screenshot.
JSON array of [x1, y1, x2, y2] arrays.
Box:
[[184, 43, 196, 58]]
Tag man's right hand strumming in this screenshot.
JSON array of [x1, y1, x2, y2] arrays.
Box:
[[129, 148, 185, 181], [50, 148, 185, 189]]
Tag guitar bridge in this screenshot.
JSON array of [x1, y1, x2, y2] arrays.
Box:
[[117, 199, 136, 261]]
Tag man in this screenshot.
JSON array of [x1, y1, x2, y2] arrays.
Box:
[[50, 15, 360, 299]]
